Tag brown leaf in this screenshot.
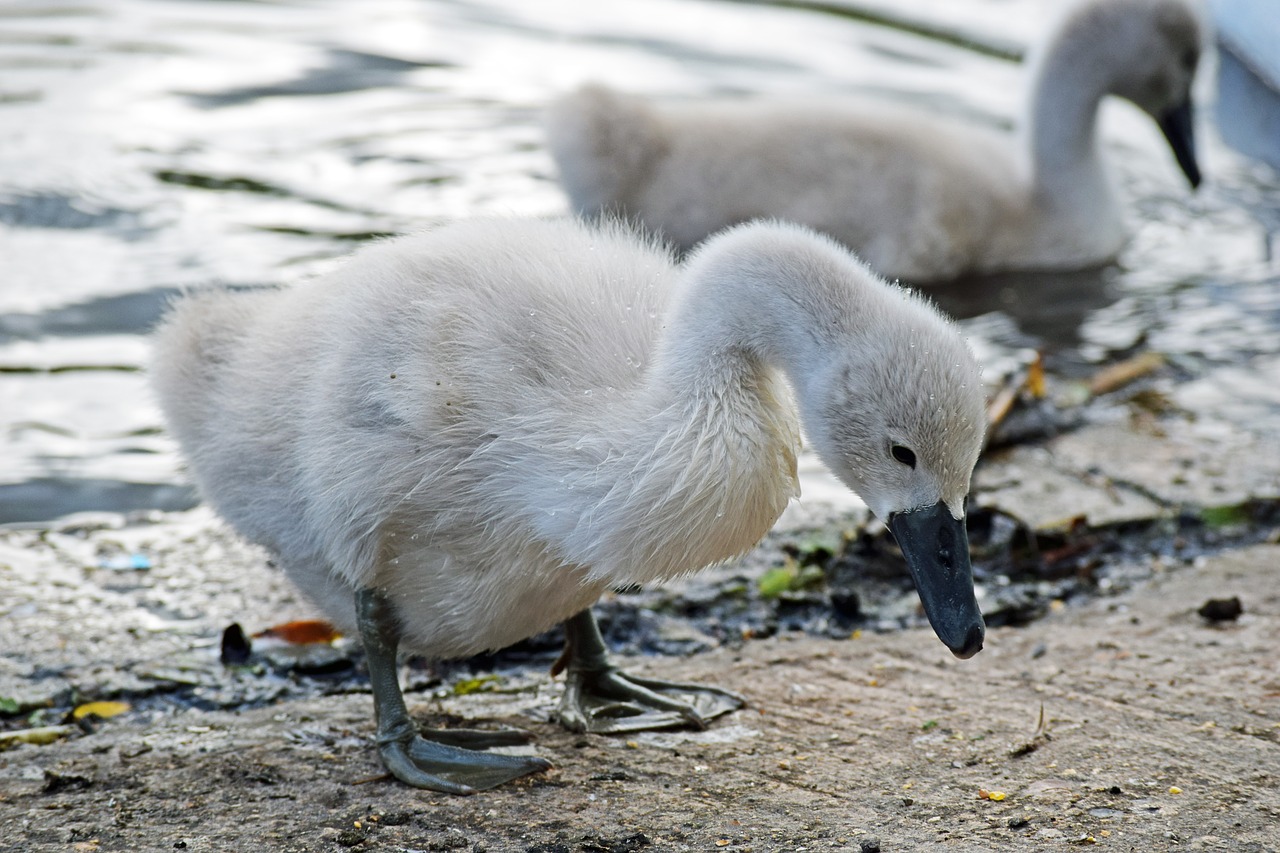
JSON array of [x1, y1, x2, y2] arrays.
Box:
[[254, 619, 342, 645]]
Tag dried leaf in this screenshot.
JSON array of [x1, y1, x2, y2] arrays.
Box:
[[757, 562, 796, 599], [254, 619, 342, 645], [986, 379, 1020, 432], [1026, 352, 1046, 399], [72, 701, 131, 720], [0, 724, 77, 748], [451, 674, 502, 696], [986, 352, 1046, 435]]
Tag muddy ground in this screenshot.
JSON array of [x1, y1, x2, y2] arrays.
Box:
[[2, 373, 1279, 852]]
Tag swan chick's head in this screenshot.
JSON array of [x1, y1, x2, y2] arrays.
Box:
[[800, 291, 985, 529], [726, 228, 986, 657], [809, 291, 987, 657], [678, 222, 987, 656]]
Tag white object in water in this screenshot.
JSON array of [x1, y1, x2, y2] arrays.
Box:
[[546, 0, 1203, 282], [1212, 0, 1280, 171]]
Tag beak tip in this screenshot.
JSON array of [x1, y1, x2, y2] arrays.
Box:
[[948, 623, 985, 660]]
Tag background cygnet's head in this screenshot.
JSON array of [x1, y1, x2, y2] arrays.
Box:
[[1110, 0, 1203, 152], [1048, 0, 1205, 185]]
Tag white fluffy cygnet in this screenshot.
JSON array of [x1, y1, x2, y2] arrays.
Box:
[[151, 217, 987, 792], [546, 0, 1204, 281]]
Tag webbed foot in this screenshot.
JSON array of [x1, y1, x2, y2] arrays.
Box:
[[376, 719, 550, 794], [552, 609, 744, 735], [356, 587, 553, 793]]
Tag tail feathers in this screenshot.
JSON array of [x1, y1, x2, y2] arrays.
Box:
[[545, 84, 665, 216], [149, 288, 274, 449]]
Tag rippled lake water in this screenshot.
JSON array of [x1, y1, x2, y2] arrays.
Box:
[[1, 0, 1278, 526]]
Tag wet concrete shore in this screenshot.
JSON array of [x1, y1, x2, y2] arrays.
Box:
[[2, 356, 1278, 852]]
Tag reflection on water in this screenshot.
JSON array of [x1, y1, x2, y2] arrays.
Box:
[[927, 267, 1118, 370], [1, 0, 1278, 525]]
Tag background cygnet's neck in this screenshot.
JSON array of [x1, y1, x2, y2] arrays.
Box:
[[1020, 24, 1114, 201]]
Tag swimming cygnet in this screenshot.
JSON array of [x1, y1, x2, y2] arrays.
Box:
[[546, 0, 1203, 281], [151, 217, 987, 793]]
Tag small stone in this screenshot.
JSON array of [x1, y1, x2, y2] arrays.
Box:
[[859, 837, 881, 853], [1197, 597, 1243, 623], [335, 829, 365, 847], [219, 623, 251, 665], [42, 771, 93, 795]]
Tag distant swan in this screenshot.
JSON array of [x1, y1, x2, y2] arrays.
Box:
[[151, 217, 987, 793], [546, 0, 1203, 281]]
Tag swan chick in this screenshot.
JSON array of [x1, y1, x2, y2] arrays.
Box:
[[546, 0, 1204, 281], [151, 217, 987, 792]]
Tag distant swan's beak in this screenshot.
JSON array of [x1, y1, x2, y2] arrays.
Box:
[[1157, 99, 1201, 189], [887, 501, 985, 659]]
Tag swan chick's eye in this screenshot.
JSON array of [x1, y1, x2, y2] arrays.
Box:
[[890, 445, 917, 468]]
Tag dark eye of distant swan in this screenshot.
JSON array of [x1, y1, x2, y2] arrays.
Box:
[[891, 445, 916, 468]]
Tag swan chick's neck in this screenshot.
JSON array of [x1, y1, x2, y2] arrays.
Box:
[[652, 223, 862, 398], [554, 224, 883, 588]]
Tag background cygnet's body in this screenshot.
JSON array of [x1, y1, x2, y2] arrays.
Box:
[[547, 0, 1203, 281]]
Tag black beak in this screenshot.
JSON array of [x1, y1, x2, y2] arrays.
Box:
[[887, 501, 984, 659], [1157, 99, 1201, 189]]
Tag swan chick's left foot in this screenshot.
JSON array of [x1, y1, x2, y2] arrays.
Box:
[[357, 589, 552, 793], [553, 610, 744, 735]]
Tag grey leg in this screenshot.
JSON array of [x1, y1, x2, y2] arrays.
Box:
[[553, 609, 745, 735], [356, 588, 551, 793]]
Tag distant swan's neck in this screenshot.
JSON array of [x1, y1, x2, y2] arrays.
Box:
[[1020, 27, 1112, 202]]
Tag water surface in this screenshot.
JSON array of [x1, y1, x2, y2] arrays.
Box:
[[1, 0, 1277, 525]]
